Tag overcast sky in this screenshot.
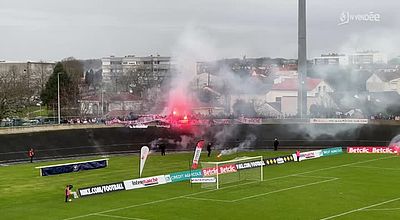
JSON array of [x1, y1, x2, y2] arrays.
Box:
[[1, 0, 399, 61]]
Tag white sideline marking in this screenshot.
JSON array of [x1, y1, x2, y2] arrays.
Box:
[[292, 174, 339, 179], [183, 196, 231, 203], [363, 207, 400, 211], [320, 197, 400, 220], [231, 178, 339, 202], [61, 155, 395, 220], [349, 165, 400, 171], [94, 213, 148, 220]]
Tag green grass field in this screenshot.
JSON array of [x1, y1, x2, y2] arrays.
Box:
[[1, 151, 400, 220]]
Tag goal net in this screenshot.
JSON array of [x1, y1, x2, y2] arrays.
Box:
[[200, 156, 263, 189]]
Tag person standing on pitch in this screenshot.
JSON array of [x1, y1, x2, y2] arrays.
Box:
[[273, 138, 279, 151], [207, 142, 212, 157], [28, 148, 35, 163], [160, 143, 166, 156], [65, 185, 71, 202], [296, 150, 301, 162]]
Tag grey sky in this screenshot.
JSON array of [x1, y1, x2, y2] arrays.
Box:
[[0, 0, 399, 61]]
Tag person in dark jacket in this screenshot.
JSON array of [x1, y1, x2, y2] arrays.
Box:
[[159, 143, 166, 156], [273, 138, 279, 151], [207, 142, 212, 157]]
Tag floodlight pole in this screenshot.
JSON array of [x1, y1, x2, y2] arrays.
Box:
[[57, 72, 61, 124], [298, 0, 307, 118]]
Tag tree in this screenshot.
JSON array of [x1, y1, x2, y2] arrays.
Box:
[[40, 62, 76, 117], [0, 66, 31, 121]]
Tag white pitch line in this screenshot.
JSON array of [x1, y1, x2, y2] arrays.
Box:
[[231, 178, 338, 202], [320, 197, 400, 220], [362, 207, 400, 211], [94, 213, 148, 220], [183, 196, 232, 203], [292, 174, 339, 179], [349, 165, 400, 171], [61, 155, 395, 220]]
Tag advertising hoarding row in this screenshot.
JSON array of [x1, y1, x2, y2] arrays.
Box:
[[264, 154, 296, 165], [310, 118, 368, 124], [78, 182, 125, 197], [202, 164, 238, 177], [168, 170, 203, 182], [123, 175, 168, 190], [347, 146, 399, 154], [78, 147, 345, 197]]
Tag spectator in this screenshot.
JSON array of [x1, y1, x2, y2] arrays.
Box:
[[159, 143, 166, 156], [273, 138, 279, 151], [65, 185, 71, 202], [28, 148, 35, 163], [207, 142, 212, 157]]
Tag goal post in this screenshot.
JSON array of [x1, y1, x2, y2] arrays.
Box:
[[200, 156, 264, 189]]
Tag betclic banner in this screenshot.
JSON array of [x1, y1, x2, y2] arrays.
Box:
[[347, 146, 399, 154]]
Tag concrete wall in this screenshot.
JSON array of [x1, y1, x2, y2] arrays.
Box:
[[1, 123, 399, 163]]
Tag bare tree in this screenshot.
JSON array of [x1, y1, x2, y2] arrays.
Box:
[[0, 66, 31, 121]]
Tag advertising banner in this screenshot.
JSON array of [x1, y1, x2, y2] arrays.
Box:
[[168, 170, 203, 182], [298, 150, 322, 161], [191, 140, 205, 169], [235, 160, 265, 170], [140, 146, 150, 177], [123, 175, 168, 190], [190, 177, 216, 183], [264, 154, 296, 166], [78, 182, 125, 197], [202, 164, 237, 177], [347, 146, 399, 154], [310, 118, 368, 124], [36, 159, 108, 176], [321, 147, 343, 157]]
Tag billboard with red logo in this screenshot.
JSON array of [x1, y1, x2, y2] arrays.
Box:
[[202, 164, 237, 176], [347, 146, 399, 154]]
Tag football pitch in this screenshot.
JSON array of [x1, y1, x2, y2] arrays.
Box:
[[1, 151, 400, 220]]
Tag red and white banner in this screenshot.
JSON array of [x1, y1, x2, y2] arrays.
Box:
[[191, 140, 205, 169], [298, 150, 322, 161], [347, 146, 399, 154], [123, 175, 168, 190], [139, 146, 150, 177], [202, 164, 238, 176]]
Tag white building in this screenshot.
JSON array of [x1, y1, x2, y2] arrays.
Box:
[[101, 55, 171, 92], [266, 78, 334, 116], [366, 72, 400, 94], [313, 53, 349, 66], [349, 51, 388, 65]]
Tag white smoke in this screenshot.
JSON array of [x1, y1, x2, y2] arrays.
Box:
[[218, 134, 257, 156], [389, 134, 400, 147]]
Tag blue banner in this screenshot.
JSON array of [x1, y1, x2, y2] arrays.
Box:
[[39, 159, 108, 176]]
